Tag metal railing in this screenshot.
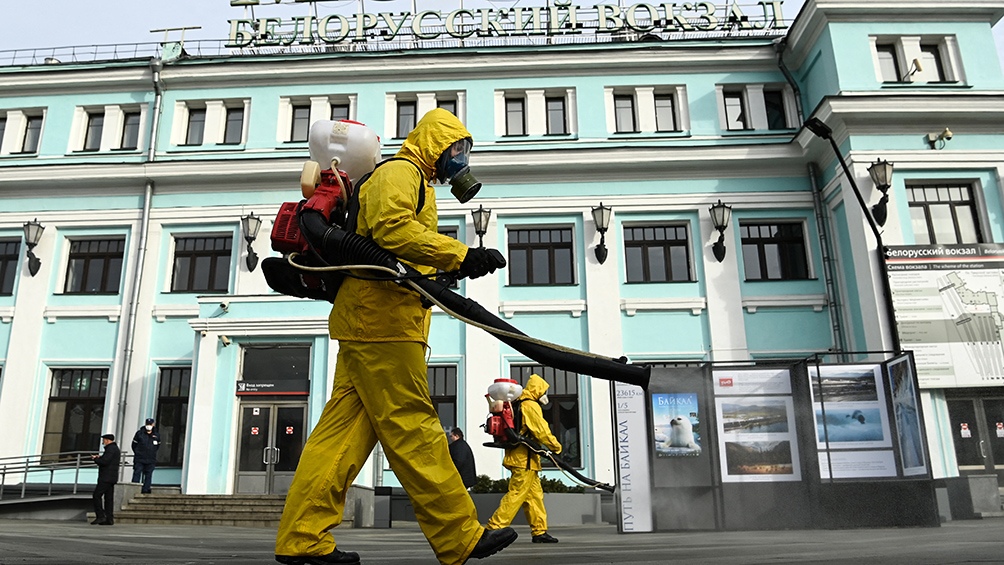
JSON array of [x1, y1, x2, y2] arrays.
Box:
[[0, 451, 132, 502]]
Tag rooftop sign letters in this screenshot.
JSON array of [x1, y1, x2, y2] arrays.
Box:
[[227, 1, 787, 47]]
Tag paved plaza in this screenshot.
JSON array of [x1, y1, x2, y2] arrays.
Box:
[[1, 518, 1002, 564]]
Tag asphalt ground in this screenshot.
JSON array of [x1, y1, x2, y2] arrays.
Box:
[[0, 518, 1002, 565]]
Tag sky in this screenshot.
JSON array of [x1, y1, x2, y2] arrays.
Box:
[[0, 0, 1000, 55]]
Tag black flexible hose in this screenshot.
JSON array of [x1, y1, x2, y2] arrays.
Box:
[[298, 211, 651, 390]]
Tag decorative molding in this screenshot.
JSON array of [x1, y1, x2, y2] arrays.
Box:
[[189, 316, 329, 335], [152, 304, 200, 322], [620, 297, 707, 316], [742, 295, 828, 313], [0, 307, 14, 323], [498, 300, 587, 319], [43, 305, 122, 323]]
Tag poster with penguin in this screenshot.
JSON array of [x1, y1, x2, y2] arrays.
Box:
[[651, 393, 701, 457]]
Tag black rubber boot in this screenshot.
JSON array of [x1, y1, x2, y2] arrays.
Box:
[[275, 548, 361, 565], [468, 527, 518, 560], [531, 532, 559, 543]]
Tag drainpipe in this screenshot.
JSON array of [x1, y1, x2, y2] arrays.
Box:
[[773, 37, 804, 123], [808, 163, 848, 359], [112, 57, 163, 448]]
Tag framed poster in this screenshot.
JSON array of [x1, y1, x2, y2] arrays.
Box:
[[715, 396, 801, 482], [651, 393, 701, 457], [887, 356, 928, 476], [809, 364, 892, 450]]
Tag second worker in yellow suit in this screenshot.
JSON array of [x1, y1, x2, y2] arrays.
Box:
[[275, 109, 512, 565], [486, 374, 562, 544]]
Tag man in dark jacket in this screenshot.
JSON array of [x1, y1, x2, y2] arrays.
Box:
[[91, 434, 120, 525], [449, 428, 477, 490], [131, 418, 160, 494]]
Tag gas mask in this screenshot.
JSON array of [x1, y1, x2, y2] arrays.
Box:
[[435, 138, 481, 203], [539, 394, 549, 406]]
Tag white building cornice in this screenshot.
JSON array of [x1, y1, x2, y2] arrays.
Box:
[[620, 297, 707, 316]]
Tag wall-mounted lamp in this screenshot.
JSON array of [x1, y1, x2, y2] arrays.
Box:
[[471, 205, 492, 248], [867, 159, 895, 226], [241, 212, 262, 272], [926, 127, 953, 150], [23, 218, 45, 277], [901, 58, 923, 81], [708, 200, 732, 263], [591, 203, 612, 264]]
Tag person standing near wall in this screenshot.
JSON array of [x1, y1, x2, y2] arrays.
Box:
[[449, 428, 477, 490], [131, 418, 160, 494], [91, 433, 120, 526]]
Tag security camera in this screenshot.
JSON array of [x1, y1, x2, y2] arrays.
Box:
[[220, 301, 230, 313], [220, 335, 232, 347], [942, 127, 953, 141], [200, 330, 207, 338]]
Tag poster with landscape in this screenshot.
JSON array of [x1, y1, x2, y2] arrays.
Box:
[[716, 397, 801, 482]]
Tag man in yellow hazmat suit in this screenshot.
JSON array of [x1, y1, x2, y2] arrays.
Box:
[[485, 374, 562, 544], [275, 108, 512, 565]]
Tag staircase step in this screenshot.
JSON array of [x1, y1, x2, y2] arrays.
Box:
[[115, 494, 291, 528]]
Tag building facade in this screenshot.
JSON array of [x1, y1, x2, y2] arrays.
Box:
[[1, 0, 1002, 503]]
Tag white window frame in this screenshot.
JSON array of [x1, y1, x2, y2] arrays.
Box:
[[604, 85, 689, 134], [0, 109, 46, 155], [277, 95, 358, 143], [869, 35, 964, 84], [385, 91, 466, 141], [715, 84, 796, 132], [172, 99, 250, 147], [69, 105, 148, 153], [494, 88, 576, 138]]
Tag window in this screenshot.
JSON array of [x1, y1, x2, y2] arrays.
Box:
[[511, 364, 581, 468], [764, 90, 788, 130], [172, 235, 232, 293], [872, 36, 961, 84], [907, 184, 983, 245], [508, 227, 574, 286], [65, 238, 125, 294], [291, 105, 310, 142], [654, 94, 676, 132], [624, 225, 692, 283], [919, 45, 946, 82], [438, 227, 460, 288], [83, 112, 104, 152], [723, 90, 748, 130], [427, 365, 457, 431], [223, 107, 244, 145], [397, 101, 417, 138], [121, 111, 141, 150], [546, 97, 567, 135], [42, 368, 108, 457], [614, 95, 637, 133], [156, 367, 191, 467], [23, 115, 43, 153], [437, 99, 457, 116], [330, 104, 350, 121], [0, 239, 19, 295], [505, 97, 526, 136], [740, 222, 809, 281], [876, 44, 901, 82], [186, 108, 206, 145]]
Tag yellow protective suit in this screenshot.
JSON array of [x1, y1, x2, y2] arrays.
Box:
[[486, 374, 562, 537], [275, 109, 482, 565]]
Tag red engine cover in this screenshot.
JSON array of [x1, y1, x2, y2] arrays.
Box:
[[271, 202, 304, 254]]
